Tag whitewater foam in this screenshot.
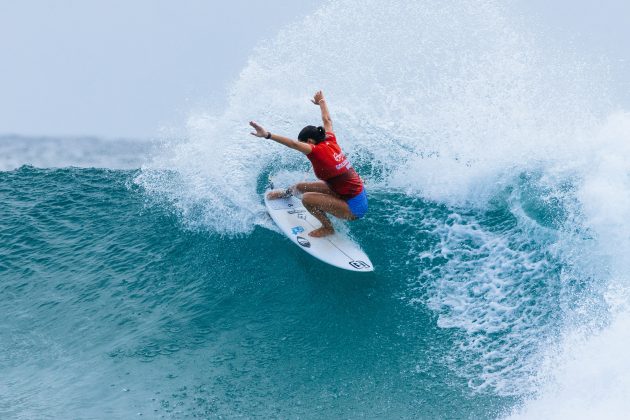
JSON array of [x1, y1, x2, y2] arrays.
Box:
[[508, 314, 630, 419], [509, 112, 630, 418], [140, 0, 607, 227]]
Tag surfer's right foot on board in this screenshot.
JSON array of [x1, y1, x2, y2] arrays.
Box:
[[309, 226, 334, 237]]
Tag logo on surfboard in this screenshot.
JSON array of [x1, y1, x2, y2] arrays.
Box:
[[349, 260, 371, 269], [291, 226, 305, 235], [287, 209, 306, 214], [296, 236, 311, 248]]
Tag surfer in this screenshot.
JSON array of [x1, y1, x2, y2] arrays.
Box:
[[250, 90, 367, 238]]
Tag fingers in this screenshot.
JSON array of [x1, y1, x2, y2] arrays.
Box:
[[312, 90, 324, 104], [312, 90, 323, 104], [250, 121, 265, 131], [249, 121, 266, 137]]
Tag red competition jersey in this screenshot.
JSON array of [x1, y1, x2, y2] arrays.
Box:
[[306, 132, 364, 199]]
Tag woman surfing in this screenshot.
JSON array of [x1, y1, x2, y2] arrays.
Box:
[[249, 90, 368, 238]]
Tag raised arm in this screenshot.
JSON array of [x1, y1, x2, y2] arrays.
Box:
[[249, 121, 312, 155], [311, 90, 333, 132]]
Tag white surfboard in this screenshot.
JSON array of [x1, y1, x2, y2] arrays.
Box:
[[264, 192, 374, 272]]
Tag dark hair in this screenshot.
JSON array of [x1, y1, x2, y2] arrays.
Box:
[[298, 125, 326, 143]]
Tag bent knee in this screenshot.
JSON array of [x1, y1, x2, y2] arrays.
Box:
[[301, 192, 319, 206], [293, 182, 309, 193]]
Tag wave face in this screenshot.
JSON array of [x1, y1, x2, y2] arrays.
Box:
[[2, 167, 516, 418], [3, 0, 630, 418]]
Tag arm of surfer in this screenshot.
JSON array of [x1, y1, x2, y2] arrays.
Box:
[[311, 90, 333, 132], [249, 121, 312, 155]]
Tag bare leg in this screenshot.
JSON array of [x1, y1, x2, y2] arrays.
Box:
[[302, 192, 355, 237], [267, 181, 338, 200], [294, 181, 339, 196]]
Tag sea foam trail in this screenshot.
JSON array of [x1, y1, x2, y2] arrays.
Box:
[[137, 0, 629, 413]]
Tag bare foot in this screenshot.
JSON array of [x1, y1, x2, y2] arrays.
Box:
[[266, 189, 288, 200], [309, 226, 335, 237]]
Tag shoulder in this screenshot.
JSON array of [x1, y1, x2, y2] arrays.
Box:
[[325, 131, 337, 142], [309, 141, 325, 155]]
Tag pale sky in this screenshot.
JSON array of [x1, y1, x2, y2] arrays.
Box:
[[0, 0, 628, 139], [0, 0, 322, 138]]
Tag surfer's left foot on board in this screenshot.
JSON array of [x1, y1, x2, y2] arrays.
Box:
[[266, 189, 290, 200], [309, 226, 334, 237]]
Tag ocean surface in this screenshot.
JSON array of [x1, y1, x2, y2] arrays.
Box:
[[3, 0, 630, 418]]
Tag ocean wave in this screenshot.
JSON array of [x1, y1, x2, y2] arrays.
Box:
[[3, 0, 630, 417]]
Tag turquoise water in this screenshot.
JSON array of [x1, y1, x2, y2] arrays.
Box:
[[4, 0, 630, 418], [2, 166, 524, 418]]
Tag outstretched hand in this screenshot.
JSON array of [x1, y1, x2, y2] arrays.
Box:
[[249, 121, 269, 138], [311, 90, 325, 105]]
